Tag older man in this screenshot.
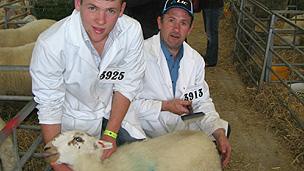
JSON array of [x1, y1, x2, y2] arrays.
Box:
[[129, 0, 231, 167]]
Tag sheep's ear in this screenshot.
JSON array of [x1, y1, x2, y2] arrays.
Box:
[[97, 140, 113, 150]]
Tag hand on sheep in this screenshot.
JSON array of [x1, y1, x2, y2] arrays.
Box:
[[161, 99, 192, 115], [50, 162, 73, 171], [213, 128, 231, 168], [100, 135, 117, 160]]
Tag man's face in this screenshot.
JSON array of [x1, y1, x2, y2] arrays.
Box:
[[158, 8, 193, 51], [75, 0, 125, 46]]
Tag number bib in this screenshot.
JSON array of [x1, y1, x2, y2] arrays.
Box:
[[98, 68, 126, 83], [183, 85, 205, 101]]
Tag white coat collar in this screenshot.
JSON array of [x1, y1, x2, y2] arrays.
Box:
[[147, 33, 195, 98], [64, 10, 96, 70]]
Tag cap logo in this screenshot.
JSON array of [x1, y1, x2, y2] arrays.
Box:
[[163, 0, 194, 17], [176, 0, 188, 6]]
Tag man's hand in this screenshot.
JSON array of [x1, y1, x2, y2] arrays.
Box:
[[212, 128, 231, 168], [50, 163, 72, 171], [100, 135, 117, 160], [161, 99, 192, 115], [100, 91, 128, 160]]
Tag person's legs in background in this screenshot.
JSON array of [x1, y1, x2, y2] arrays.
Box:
[[202, 7, 223, 67]]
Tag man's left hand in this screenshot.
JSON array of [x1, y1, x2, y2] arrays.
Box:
[[213, 129, 231, 168], [100, 135, 117, 160]]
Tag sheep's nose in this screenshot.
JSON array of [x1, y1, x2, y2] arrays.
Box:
[[42, 144, 59, 163]]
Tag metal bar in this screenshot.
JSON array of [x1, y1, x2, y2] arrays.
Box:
[[272, 30, 304, 55], [18, 125, 40, 131], [235, 37, 260, 85], [273, 45, 304, 49], [233, 0, 245, 62], [239, 22, 266, 54], [20, 152, 46, 158], [12, 128, 21, 171], [0, 100, 37, 146], [0, 95, 32, 101], [272, 10, 304, 15], [236, 34, 263, 68], [0, 65, 29, 71], [272, 12, 304, 32], [247, 0, 272, 15], [0, 0, 22, 8], [232, 0, 304, 131], [3, 11, 29, 28], [267, 49, 304, 81], [234, 46, 259, 87], [260, 14, 276, 87], [16, 134, 43, 169]]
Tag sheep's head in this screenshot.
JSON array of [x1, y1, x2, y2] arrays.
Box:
[[43, 131, 112, 166]]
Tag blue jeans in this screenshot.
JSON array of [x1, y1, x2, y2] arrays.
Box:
[[202, 8, 223, 66]]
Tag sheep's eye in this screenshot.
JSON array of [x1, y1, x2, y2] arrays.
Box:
[[73, 136, 84, 142], [44, 147, 51, 151]]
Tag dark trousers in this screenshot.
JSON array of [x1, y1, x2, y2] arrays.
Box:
[[101, 118, 141, 146], [202, 7, 223, 66], [227, 124, 231, 138]]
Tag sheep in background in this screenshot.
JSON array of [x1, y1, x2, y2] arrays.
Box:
[[0, 19, 56, 47], [281, 14, 304, 46], [44, 130, 222, 171], [16, 15, 37, 27], [0, 117, 17, 171], [0, 42, 34, 95]]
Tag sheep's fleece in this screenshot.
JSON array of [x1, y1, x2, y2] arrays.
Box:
[[44, 130, 222, 171], [0, 118, 17, 171]]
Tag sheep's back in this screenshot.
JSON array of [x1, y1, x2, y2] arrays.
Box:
[[0, 43, 35, 95], [103, 131, 222, 171], [0, 19, 56, 47], [0, 118, 17, 171]]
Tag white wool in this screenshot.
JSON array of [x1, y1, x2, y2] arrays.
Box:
[[0, 117, 17, 171], [0, 19, 56, 47], [0, 42, 35, 95], [45, 130, 222, 171]]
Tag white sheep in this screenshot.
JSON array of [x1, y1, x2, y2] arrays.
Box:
[[0, 19, 56, 47], [0, 42, 34, 95], [44, 130, 222, 171], [0, 117, 17, 171]]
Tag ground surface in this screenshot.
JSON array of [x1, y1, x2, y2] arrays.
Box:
[[187, 12, 303, 171]]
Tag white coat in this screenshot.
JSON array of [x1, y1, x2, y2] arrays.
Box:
[[130, 34, 228, 139], [30, 10, 146, 139]]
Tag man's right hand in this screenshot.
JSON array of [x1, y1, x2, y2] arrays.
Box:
[[161, 99, 192, 115]]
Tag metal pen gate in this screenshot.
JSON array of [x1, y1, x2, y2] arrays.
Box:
[[231, 0, 304, 129]]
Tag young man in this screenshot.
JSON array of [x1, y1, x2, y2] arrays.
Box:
[[129, 0, 231, 167], [30, 0, 145, 170]]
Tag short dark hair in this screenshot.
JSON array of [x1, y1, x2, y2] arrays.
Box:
[[80, 0, 125, 4], [160, 11, 194, 26]]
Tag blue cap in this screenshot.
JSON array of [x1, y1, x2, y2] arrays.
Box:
[[162, 0, 194, 17]]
